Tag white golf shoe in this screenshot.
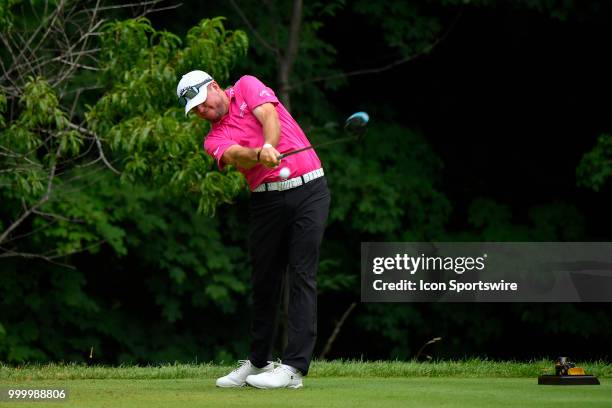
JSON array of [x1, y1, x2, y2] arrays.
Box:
[[216, 360, 274, 388], [246, 364, 303, 389]]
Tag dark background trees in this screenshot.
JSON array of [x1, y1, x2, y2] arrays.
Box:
[[1, 0, 610, 364]]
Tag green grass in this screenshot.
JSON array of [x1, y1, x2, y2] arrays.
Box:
[[1, 359, 611, 380], [0, 377, 610, 408], [0, 360, 610, 408]]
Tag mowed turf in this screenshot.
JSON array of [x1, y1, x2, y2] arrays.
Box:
[[1, 361, 610, 408], [0, 377, 611, 408]]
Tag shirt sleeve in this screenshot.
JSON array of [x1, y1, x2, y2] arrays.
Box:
[[204, 128, 237, 171], [239, 75, 279, 110]]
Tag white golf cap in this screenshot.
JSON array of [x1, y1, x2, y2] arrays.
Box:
[[176, 70, 213, 115]]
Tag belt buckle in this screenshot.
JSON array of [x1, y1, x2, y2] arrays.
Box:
[[280, 179, 291, 191], [257, 169, 323, 192]]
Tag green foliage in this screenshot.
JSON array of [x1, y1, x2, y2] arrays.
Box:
[[133, 200, 250, 318], [324, 123, 450, 238], [315, 122, 450, 300], [510, 0, 576, 21], [354, 0, 583, 63], [360, 197, 588, 358], [0, 258, 99, 362], [31, 172, 127, 257], [88, 16, 248, 214], [180, 17, 249, 81], [577, 134, 612, 192], [1, 77, 80, 201], [354, 1, 442, 56], [460, 198, 586, 241], [1, 14, 253, 363], [214, 0, 346, 122], [439, 0, 578, 21], [2, 1, 609, 366], [0, 0, 21, 32], [288, 1, 348, 120], [0, 169, 252, 363], [0, 90, 6, 128]]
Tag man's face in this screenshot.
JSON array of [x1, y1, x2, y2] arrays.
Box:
[[192, 82, 228, 122]]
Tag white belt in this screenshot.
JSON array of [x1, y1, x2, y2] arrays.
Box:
[[252, 168, 324, 192]]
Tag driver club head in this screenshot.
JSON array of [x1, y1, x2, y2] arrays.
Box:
[[344, 112, 370, 135]]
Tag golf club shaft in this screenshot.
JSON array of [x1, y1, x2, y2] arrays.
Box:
[[277, 134, 358, 159]]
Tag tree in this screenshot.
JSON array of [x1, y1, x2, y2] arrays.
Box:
[[3, 0, 609, 364], [577, 134, 612, 192], [1, 1, 247, 263], [1, 1, 253, 362]]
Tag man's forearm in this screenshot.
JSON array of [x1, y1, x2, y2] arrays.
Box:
[[222, 145, 259, 169]]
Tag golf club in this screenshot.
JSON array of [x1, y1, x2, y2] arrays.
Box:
[[277, 111, 369, 159]]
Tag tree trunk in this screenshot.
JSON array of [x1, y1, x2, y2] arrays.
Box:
[[278, 0, 303, 353], [276, 0, 302, 111]]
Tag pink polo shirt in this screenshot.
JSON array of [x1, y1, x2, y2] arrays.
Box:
[[203, 75, 322, 191]]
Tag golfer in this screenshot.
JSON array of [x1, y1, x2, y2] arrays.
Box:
[[176, 71, 330, 389]]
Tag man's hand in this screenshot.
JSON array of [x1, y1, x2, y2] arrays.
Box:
[[259, 145, 281, 168]]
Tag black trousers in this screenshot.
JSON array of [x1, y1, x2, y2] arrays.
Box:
[[248, 176, 330, 376]]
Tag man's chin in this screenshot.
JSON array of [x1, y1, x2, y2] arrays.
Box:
[[195, 112, 218, 123], [210, 111, 225, 123]]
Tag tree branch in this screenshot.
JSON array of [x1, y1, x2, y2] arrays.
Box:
[[0, 218, 59, 245], [32, 208, 85, 223], [0, 146, 60, 245], [415, 337, 442, 361], [319, 302, 356, 360], [93, 0, 169, 12], [285, 0, 302, 75], [58, 59, 100, 71], [229, 0, 281, 58], [288, 10, 463, 91], [0, 247, 77, 269], [66, 122, 121, 175], [276, 0, 303, 110]]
